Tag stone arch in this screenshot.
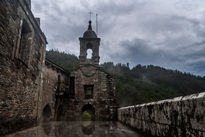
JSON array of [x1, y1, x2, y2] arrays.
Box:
[[42, 104, 52, 122], [82, 104, 95, 121], [86, 42, 93, 49], [18, 19, 32, 65]]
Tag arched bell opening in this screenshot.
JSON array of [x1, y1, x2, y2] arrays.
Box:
[[86, 49, 93, 59]]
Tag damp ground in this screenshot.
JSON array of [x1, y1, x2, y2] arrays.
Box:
[[6, 121, 145, 137]]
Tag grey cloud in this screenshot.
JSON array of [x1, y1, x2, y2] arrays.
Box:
[[108, 37, 205, 76], [186, 60, 205, 75], [31, 0, 205, 76]]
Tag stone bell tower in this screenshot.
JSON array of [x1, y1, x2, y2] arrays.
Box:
[[79, 20, 100, 65], [63, 20, 117, 121]]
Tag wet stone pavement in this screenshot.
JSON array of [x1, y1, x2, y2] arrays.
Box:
[[6, 121, 145, 137]]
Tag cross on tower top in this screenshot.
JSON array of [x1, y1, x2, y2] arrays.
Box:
[[89, 11, 93, 21]]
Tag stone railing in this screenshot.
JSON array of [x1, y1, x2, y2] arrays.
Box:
[[118, 92, 205, 137]]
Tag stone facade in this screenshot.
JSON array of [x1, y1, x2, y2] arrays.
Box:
[[0, 0, 117, 135], [40, 59, 69, 122], [0, 0, 47, 135], [61, 21, 118, 121], [38, 21, 118, 122], [118, 92, 205, 137], [2, 1, 205, 137], [65, 65, 117, 121]]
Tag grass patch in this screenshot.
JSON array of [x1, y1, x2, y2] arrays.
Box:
[[82, 111, 91, 121]]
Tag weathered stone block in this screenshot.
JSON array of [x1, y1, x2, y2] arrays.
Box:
[[118, 92, 205, 137]]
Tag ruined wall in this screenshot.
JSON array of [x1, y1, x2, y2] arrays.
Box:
[[118, 92, 205, 137], [0, 0, 47, 135], [64, 65, 117, 121], [40, 59, 69, 122]]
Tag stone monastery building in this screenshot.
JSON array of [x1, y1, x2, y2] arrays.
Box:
[[0, 0, 117, 135]]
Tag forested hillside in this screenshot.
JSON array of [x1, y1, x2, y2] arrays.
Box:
[[46, 49, 79, 72], [46, 50, 205, 106]]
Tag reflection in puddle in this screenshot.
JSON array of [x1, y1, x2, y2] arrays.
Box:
[[6, 121, 144, 137], [81, 121, 95, 135], [42, 123, 51, 136]]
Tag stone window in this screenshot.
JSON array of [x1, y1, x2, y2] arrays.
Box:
[[84, 85, 94, 99], [18, 20, 32, 66]]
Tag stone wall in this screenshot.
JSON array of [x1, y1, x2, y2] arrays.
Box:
[[40, 59, 69, 122], [118, 92, 205, 137], [0, 0, 47, 135], [63, 65, 117, 121]]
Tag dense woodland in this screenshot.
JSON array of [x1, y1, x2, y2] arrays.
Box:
[[46, 50, 205, 106]]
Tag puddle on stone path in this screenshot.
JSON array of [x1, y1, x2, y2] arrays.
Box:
[[6, 121, 145, 137]]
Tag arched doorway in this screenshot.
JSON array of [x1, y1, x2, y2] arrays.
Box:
[[82, 104, 95, 121], [56, 105, 64, 121], [42, 104, 52, 122]]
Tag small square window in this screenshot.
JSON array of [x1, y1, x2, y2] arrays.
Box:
[[84, 85, 93, 99]]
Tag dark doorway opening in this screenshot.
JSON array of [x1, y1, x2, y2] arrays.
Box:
[[82, 104, 95, 121], [42, 104, 52, 122], [56, 105, 64, 121]]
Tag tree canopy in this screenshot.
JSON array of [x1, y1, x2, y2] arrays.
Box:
[[46, 49, 205, 106]]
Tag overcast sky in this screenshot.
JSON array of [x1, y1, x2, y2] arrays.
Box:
[[32, 0, 205, 76]]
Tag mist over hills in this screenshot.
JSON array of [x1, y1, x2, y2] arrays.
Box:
[[46, 49, 205, 106]]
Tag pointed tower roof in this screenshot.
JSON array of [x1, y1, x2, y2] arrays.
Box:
[[83, 20, 97, 38]]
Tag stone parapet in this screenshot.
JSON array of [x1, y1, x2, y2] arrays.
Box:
[[118, 92, 205, 137]]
